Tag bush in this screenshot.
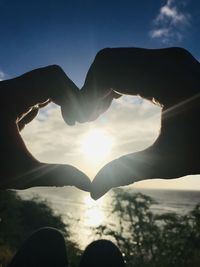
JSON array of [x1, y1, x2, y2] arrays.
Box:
[[94, 189, 200, 267], [0, 190, 81, 267], [1, 189, 200, 267]]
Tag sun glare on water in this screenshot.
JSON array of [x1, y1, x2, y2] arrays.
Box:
[[83, 195, 105, 227], [81, 129, 113, 161]]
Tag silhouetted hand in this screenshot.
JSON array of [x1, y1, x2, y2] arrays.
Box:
[[1, 65, 91, 191], [81, 47, 200, 199]]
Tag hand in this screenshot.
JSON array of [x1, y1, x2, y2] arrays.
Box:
[[81, 47, 200, 199], [1, 65, 91, 191]]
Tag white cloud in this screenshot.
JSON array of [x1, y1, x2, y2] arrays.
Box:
[[0, 70, 5, 81], [21, 97, 161, 178], [20, 97, 200, 190], [150, 28, 170, 38], [150, 0, 191, 44]]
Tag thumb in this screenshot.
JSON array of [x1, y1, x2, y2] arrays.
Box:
[[90, 144, 189, 200], [3, 162, 91, 192], [91, 149, 156, 200]]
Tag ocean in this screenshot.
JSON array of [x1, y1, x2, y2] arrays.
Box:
[[18, 187, 200, 249]]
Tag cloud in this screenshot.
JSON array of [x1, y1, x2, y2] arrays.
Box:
[[150, 28, 170, 39], [150, 0, 191, 44], [20, 97, 200, 190], [0, 70, 6, 81], [21, 97, 161, 178]]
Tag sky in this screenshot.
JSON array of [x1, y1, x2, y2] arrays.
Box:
[[1, 0, 200, 190]]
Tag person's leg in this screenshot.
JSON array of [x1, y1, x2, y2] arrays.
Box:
[[8, 227, 68, 267], [79, 239, 125, 267]]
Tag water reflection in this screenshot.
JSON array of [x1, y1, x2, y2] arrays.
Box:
[[83, 195, 105, 227], [18, 187, 200, 250], [18, 187, 108, 248]]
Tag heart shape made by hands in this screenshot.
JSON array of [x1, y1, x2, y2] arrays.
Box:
[[22, 95, 161, 199], [2, 48, 200, 197]]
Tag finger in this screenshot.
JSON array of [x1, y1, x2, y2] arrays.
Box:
[[18, 106, 39, 131], [90, 150, 153, 200], [1, 122, 91, 191], [81, 47, 152, 103], [14, 65, 79, 106], [3, 162, 91, 192], [90, 144, 191, 200], [82, 47, 199, 112], [2, 65, 81, 125], [81, 48, 113, 99], [90, 76, 200, 199], [17, 99, 50, 131], [61, 90, 83, 126], [112, 91, 122, 99], [77, 90, 117, 123]]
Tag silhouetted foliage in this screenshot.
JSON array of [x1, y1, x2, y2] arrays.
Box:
[[1, 190, 200, 267], [0, 190, 81, 267], [94, 189, 200, 267]]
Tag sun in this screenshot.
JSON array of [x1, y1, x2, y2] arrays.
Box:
[[81, 129, 113, 161]]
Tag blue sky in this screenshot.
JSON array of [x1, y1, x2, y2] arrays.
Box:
[[0, 0, 200, 86]]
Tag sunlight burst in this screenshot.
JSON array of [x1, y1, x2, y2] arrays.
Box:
[[81, 129, 113, 161]]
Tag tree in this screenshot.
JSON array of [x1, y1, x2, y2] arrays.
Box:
[[0, 190, 81, 267], [94, 189, 200, 267]]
